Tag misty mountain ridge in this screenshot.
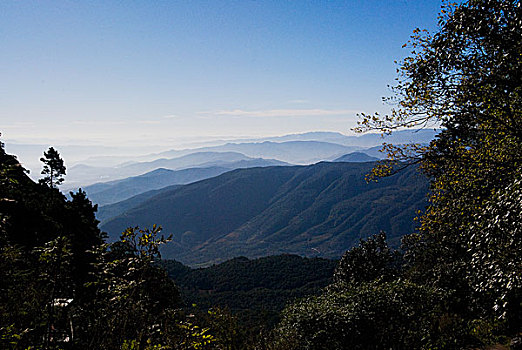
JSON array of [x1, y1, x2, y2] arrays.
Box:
[[152, 129, 438, 151], [153, 140, 360, 164], [334, 152, 380, 162], [83, 166, 230, 206], [76, 129, 436, 169], [7, 129, 437, 184], [66, 151, 290, 189]]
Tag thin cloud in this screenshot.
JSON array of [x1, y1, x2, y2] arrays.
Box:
[[72, 120, 128, 126], [2, 122, 36, 129], [137, 120, 162, 125], [205, 108, 361, 117]]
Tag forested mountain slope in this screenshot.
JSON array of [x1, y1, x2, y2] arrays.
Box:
[[102, 162, 428, 265]]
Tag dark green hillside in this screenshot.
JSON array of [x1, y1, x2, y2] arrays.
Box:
[[102, 162, 428, 265], [162, 255, 337, 326]]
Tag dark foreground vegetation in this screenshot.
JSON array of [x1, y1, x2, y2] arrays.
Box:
[[1, 0, 522, 348], [162, 255, 337, 329]]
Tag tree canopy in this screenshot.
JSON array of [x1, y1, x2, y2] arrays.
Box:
[[358, 0, 522, 322], [274, 1, 522, 348]]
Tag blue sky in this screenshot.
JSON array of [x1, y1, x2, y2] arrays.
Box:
[[1, 0, 442, 147]]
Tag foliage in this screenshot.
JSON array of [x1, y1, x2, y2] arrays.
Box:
[[162, 255, 337, 329], [333, 231, 401, 287], [0, 145, 213, 349], [176, 320, 215, 350], [273, 232, 517, 349], [78, 225, 181, 349], [271, 2, 522, 347], [468, 177, 522, 327], [39, 147, 66, 188], [352, 0, 522, 346], [0, 145, 101, 348], [276, 279, 450, 350], [36, 236, 74, 348]]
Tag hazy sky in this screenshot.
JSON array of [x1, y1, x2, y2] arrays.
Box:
[[1, 0, 443, 147]]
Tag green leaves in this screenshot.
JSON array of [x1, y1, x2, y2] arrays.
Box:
[[277, 279, 446, 350], [81, 225, 182, 349], [119, 225, 172, 262], [356, 0, 522, 337], [467, 177, 522, 320], [333, 232, 401, 287], [342, 1, 522, 346]]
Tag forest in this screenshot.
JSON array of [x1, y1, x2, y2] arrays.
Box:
[[1, 0, 521, 349]]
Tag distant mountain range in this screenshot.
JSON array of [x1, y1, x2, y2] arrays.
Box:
[[101, 162, 429, 266], [153, 140, 360, 164], [334, 152, 380, 162], [84, 166, 230, 206], [121, 151, 289, 175], [58, 129, 438, 189], [249, 129, 438, 147], [163, 129, 438, 150], [67, 151, 289, 189], [7, 129, 437, 187]]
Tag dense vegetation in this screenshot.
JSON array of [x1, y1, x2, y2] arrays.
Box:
[[0, 145, 216, 349], [162, 255, 337, 328]]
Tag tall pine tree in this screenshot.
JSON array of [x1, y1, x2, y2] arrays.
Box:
[[39, 147, 66, 188]]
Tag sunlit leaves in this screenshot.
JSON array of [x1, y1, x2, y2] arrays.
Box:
[[353, 0, 522, 344], [468, 177, 522, 319]]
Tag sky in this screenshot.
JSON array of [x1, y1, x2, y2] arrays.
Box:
[[1, 0, 443, 149]]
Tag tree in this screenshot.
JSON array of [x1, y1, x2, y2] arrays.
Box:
[[1, 146, 213, 349], [357, 0, 522, 337], [81, 225, 183, 349], [36, 236, 74, 348], [65, 189, 105, 285], [39, 147, 66, 188], [468, 177, 522, 330], [274, 234, 455, 350], [333, 232, 400, 287]]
